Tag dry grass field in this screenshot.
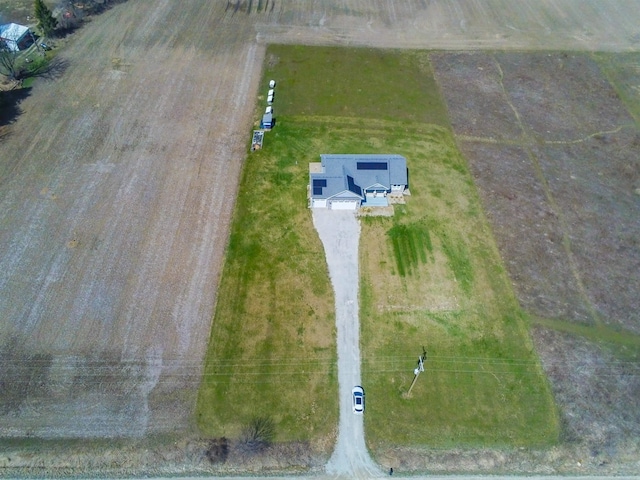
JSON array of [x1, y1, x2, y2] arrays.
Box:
[[1, 0, 640, 476]]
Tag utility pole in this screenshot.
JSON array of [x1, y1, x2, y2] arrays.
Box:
[[404, 346, 427, 398]]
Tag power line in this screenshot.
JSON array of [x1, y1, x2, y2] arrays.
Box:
[[2, 352, 638, 366]]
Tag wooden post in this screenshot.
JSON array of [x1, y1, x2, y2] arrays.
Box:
[[403, 347, 426, 398], [406, 372, 420, 397]]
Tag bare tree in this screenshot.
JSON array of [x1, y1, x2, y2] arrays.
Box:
[[0, 44, 20, 80], [54, 0, 85, 31], [238, 416, 275, 454]]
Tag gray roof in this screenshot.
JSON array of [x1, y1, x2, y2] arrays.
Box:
[[0, 23, 29, 42], [310, 154, 407, 200]]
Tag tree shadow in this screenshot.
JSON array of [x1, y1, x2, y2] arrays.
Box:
[[26, 57, 70, 81], [0, 86, 32, 129], [74, 0, 130, 16], [54, 24, 82, 39], [0, 57, 66, 133]]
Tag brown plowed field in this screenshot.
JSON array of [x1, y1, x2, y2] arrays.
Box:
[[255, 0, 640, 51], [1, 0, 264, 437], [431, 51, 640, 332], [1, 0, 640, 475]]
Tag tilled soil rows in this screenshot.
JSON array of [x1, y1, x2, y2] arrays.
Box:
[[1, 0, 264, 437]]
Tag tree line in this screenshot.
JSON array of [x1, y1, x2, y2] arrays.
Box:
[[52, 0, 130, 32]]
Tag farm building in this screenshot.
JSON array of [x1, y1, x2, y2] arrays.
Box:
[[0, 23, 32, 52], [309, 154, 408, 209]]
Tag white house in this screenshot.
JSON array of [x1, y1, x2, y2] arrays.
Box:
[[0, 23, 32, 52], [309, 154, 408, 210]]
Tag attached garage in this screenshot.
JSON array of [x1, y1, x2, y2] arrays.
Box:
[[329, 199, 359, 210]]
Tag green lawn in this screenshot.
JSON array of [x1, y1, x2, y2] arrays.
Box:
[[358, 124, 558, 448], [196, 119, 337, 442], [594, 52, 640, 126], [197, 45, 558, 452], [265, 45, 450, 126]]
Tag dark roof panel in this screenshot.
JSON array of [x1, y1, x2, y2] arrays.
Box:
[[357, 162, 388, 170], [347, 175, 362, 196]]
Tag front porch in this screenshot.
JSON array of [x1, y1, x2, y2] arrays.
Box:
[[362, 195, 389, 207]]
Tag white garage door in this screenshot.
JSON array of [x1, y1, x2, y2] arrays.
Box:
[[330, 200, 358, 210]]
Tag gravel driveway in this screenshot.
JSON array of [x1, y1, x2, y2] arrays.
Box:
[[312, 210, 383, 478]]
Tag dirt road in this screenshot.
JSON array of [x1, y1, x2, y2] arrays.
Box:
[[312, 210, 383, 478], [144, 476, 639, 480]]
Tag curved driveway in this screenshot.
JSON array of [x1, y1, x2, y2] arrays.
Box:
[[312, 210, 383, 478]]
